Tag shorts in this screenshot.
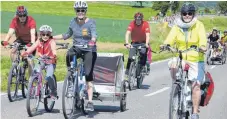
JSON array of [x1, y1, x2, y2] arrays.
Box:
[[14, 39, 36, 56], [168, 57, 205, 85]]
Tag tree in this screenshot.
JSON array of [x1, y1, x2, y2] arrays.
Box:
[[152, 1, 170, 16], [217, 1, 227, 13], [170, 1, 180, 14], [204, 7, 211, 13]]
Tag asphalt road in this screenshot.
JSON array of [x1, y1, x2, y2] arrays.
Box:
[[1, 58, 227, 119]]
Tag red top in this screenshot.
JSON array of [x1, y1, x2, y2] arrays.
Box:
[[26, 39, 57, 64], [10, 16, 36, 43], [127, 20, 150, 43]]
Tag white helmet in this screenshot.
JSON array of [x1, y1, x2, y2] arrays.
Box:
[[39, 25, 52, 33], [74, 1, 88, 9]]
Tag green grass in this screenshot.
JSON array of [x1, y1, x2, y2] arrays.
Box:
[[199, 16, 227, 33], [1, 1, 158, 20]]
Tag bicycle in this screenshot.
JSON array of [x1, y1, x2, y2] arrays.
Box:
[[6, 42, 29, 102], [124, 43, 147, 90], [26, 43, 68, 117], [159, 45, 205, 119], [62, 44, 92, 119]]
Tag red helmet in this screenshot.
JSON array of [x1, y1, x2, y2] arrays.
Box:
[[16, 6, 28, 16], [134, 12, 143, 20]]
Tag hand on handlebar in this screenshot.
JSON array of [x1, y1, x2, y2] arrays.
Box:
[[1, 41, 9, 47], [124, 43, 131, 49]]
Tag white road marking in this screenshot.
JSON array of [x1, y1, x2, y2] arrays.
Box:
[[144, 87, 170, 97], [210, 66, 216, 69]]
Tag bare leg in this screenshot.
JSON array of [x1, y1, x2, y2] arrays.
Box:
[[192, 82, 201, 114], [87, 81, 93, 102]]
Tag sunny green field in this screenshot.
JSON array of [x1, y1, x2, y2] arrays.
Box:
[[1, 1, 227, 91]]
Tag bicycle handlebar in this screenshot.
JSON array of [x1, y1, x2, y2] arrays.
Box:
[[56, 43, 69, 50], [6, 43, 27, 50]]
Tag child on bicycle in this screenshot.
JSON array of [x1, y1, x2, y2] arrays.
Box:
[[21, 25, 58, 99]]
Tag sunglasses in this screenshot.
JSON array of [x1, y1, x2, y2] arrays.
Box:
[[76, 9, 86, 13], [41, 34, 50, 36], [182, 12, 193, 16], [18, 15, 27, 17]]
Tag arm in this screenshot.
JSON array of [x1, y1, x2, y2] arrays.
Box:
[[4, 28, 15, 42], [90, 20, 97, 42], [198, 23, 207, 52], [50, 39, 57, 56], [29, 18, 37, 44], [30, 29, 36, 44], [125, 30, 131, 44], [125, 22, 133, 44], [26, 40, 39, 54], [145, 22, 151, 45], [53, 20, 73, 40]]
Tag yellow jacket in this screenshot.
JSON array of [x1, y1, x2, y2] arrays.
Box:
[[221, 35, 227, 43], [164, 20, 207, 62]]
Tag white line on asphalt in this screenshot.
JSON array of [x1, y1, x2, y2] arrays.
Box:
[[210, 66, 216, 69], [144, 87, 170, 97]]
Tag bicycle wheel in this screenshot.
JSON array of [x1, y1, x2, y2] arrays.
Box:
[[136, 64, 143, 89], [120, 80, 127, 112], [62, 73, 79, 119], [21, 66, 28, 98], [26, 76, 41, 117], [169, 83, 181, 119], [128, 62, 136, 91], [222, 50, 226, 64], [44, 74, 57, 112], [81, 98, 88, 115], [7, 64, 19, 102]]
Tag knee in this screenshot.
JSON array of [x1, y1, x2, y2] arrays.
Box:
[[86, 81, 93, 89], [193, 83, 201, 92]]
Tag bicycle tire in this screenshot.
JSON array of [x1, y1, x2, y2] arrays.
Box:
[[26, 76, 41, 117], [21, 66, 28, 98], [120, 80, 127, 112], [128, 62, 136, 91], [169, 83, 181, 119], [62, 73, 79, 119], [7, 64, 18, 102], [44, 74, 57, 112]]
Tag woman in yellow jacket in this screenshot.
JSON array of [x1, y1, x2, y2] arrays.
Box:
[[161, 3, 207, 119]]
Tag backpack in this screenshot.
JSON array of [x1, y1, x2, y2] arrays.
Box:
[[200, 71, 214, 106]]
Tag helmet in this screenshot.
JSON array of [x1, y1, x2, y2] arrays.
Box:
[[39, 25, 52, 34], [134, 12, 143, 20], [16, 6, 28, 16], [181, 3, 196, 14], [74, 1, 88, 10]]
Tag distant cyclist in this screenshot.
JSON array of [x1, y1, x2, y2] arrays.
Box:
[[208, 29, 221, 57], [124, 12, 150, 76], [1, 6, 37, 77], [221, 30, 227, 47]]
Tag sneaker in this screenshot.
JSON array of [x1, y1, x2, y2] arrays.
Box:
[[50, 94, 58, 101], [191, 113, 199, 119], [86, 101, 94, 111]]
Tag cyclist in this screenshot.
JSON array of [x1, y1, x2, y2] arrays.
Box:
[[124, 12, 150, 76], [1, 6, 37, 77], [53, 1, 97, 111], [208, 29, 221, 57], [21, 25, 57, 99], [221, 30, 227, 47], [160, 3, 207, 119]]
